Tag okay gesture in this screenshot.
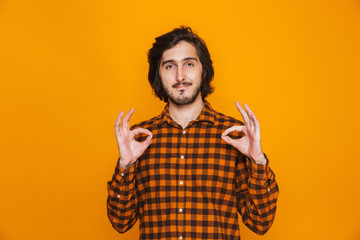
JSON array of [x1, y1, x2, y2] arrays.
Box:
[[114, 108, 153, 169], [221, 101, 267, 165]]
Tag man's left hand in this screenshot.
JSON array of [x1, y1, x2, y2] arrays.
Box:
[[221, 101, 267, 165]]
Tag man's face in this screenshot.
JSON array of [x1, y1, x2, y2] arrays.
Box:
[[159, 41, 203, 105]]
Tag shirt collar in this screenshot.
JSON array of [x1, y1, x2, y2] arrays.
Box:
[[155, 100, 216, 127]]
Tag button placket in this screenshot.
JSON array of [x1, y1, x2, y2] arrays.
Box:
[[177, 128, 187, 236]]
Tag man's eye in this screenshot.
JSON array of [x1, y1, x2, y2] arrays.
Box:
[[165, 65, 174, 69], [186, 62, 194, 67]]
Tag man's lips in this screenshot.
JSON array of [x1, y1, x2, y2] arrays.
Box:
[[176, 85, 189, 89], [173, 82, 192, 89]]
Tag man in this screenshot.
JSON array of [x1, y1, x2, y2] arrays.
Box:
[[107, 26, 279, 240]]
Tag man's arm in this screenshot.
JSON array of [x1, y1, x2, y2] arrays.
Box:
[[235, 154, 279, 234], [222, 101, 279, 234], [107, 108, 152, 233], [107, 159, 138, 233]]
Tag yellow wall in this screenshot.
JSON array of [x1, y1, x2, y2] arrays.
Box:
[[1, 0, 359, 239]]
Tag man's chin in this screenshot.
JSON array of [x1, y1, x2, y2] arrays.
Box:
[[169, 94, 200, 106], [171, 98, 193, 106]]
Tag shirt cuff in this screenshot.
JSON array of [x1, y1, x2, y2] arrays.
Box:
[[114, 158, 137, 184], [246, 154, 272, 180]]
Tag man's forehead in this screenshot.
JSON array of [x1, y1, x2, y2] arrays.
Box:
[[161, 41, 199, 62]]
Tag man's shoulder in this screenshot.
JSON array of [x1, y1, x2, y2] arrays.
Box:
[[211, 108, 244, 128], [130, 115, 160, 130]]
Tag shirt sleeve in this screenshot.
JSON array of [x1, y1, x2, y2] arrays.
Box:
[[107, 157, 138, 233], [235, 153, 279, 235]]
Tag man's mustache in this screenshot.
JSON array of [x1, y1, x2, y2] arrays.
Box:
[[172, 81, 192, 88]]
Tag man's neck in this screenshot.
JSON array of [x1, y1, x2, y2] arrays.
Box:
[[168, 95, 205, 129]]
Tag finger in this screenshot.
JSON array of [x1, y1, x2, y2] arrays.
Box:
[[132, 127, 153, 137], [251, 113, 260, 132], [221, 135, 237, 147], [115, 111, 124, 133], [222, 125, 245, 136], [143, 135, 153, 148], [122, 108, 135, 130], [244, 103, 255, 130], [235, 101, 251, 127]]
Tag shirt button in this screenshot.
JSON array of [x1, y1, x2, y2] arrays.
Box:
[[179, 236, 183, 240], [179, 208, 183, 213], [121, 173, 125, 177], [180, 155, 184, 159], [179, 181, 184, 185], [267, 188, 271, 192], [182, 130, 186, 134], [117, 194, 120, 198]]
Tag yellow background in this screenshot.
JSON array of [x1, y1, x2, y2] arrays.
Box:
[[1, 0, 359, 239]]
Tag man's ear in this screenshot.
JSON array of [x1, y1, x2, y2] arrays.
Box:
[[202, 69, 207, 80]]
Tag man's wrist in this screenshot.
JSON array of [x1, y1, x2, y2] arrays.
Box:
[[250, 153, 267, 165], [119, 158, 136, 170], [119, 161, 128, 169]]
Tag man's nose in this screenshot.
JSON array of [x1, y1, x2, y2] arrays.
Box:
[[176, 66, 185, 82]]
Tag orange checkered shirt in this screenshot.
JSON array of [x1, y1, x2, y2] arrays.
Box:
[[107, 101, 279, 239]]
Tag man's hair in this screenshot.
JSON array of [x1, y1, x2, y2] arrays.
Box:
[[147, 26, 215, 102]]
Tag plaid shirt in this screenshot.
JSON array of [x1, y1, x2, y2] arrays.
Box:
[[107, 101, 279, 240]]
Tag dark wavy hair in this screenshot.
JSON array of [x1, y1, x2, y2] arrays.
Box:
[[147, 26, 214, 102]]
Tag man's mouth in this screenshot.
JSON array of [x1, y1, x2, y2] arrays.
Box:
[[173, 81, 192, 89]]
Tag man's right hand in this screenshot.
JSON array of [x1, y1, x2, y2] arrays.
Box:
[[114, 108, 153, 169]]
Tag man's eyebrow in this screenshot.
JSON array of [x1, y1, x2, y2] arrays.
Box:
[[161, 57, 199, 66]]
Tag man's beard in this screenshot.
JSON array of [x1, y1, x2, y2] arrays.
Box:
[[164, 81, 201, 105]]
